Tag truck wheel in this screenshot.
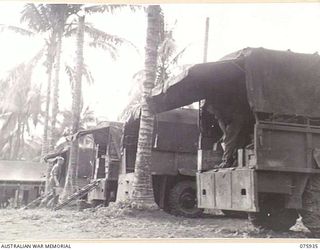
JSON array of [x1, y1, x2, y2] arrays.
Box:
[[168, 180, 203, 218], [248, 208, 298, 232], [221, 210, 248, 219], [300, 175, 320, 237]]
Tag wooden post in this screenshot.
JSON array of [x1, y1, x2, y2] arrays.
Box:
[[203, 17, 210, 63], [199, 17, 210, 149], [14, 187, 20, 208]]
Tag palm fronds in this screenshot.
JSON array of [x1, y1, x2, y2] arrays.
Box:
[[0, 24, 35, 36], [87, 40, 119, 60], [65, 63, 94, 88], [20, 3, 50, 32], [82, 64, 94, 85], [64, 64, 75, 89], [84, 4, 142, 15], [84, 24, 137, 49]]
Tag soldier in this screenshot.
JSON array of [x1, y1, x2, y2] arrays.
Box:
[[47, 157, 64, 207], [204, 95, 252, 169], [49, 157, 64, 188]]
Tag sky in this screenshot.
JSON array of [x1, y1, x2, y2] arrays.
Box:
[[0, 2, 320, 122]]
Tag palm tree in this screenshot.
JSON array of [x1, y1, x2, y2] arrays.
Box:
[[48, 4, 140, 150], [60, 11, 85, 201], [0, 52, 43, 160], [119, 20, 187, 122], [156, 23, 188, 87], [56, 106, 95, 140], [131, 5, 162, 206], [42, 33, 56, 158], [2, 4, 55, 158], [49, 5, 69, 152], [46, 4, 140, 151], [43, 4, 96, 151], [1, 4, 67, 157], [54, 4, 141, 199], [2, 3, 139, 156]]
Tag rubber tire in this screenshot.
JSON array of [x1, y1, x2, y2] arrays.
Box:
[[168, 180, 203, 218], [248, 208, 298, 232], [300, 175, 320, 238], [221, 210, 248, 219]]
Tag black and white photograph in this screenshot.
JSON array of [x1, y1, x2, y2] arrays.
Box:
[[0, 1, 319, 244]]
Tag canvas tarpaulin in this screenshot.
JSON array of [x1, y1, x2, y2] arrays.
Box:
[[72, 122, 123, 141], [150, 59, 245, 113], [244, 48, 320, 117], [150, 47, 320, 118], [43, 146, 69, 162], [72, 123, 123, 159]]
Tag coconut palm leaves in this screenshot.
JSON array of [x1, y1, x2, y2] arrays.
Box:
[[57, 107, 95, 134], [156, 26, 188, 87], [20, 4, 51, 32], [26, 4, 138, 151], [65, 22, 138, 60], [65, 63, 94, 90], [84, 4, 141, 14], [1, 4, 63, 156], [0, 51, 44, 160], [119, 19, 188, 122], [0, 25, 34, 36], [1, 3, 139, 156]]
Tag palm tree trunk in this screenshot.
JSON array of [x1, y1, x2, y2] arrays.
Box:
[[20, 122, 25, 160], [50, 29, 63, 151], [12, 116, 22, 160], [61, 13, 85, 200], [42, 34, 56, 194], [41, 63, 53, 157], [131, 5, 162, 205], [41, 33, 56, 158], [8, 136, 13, 160], [42, 63, 54, 194]]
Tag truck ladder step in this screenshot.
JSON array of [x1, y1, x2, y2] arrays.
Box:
[[53, 179, 101, 211]]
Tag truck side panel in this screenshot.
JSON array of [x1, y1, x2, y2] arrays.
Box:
[[151, 151, 197, 175], [197, 168, 258, 212], [255, 123, 320, 172]]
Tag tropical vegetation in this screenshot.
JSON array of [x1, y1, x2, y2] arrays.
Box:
[[0, 3, 172, 207], [0, 3, 139, 160]]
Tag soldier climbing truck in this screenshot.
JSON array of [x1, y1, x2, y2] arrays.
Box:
[[149, 47, 320, 236], [73, 109, 203, 217]]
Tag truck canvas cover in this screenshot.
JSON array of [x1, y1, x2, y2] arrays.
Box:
[[150, 47, 320, 118], [73, 122, 123, 159], [124, 108, 198, 153]]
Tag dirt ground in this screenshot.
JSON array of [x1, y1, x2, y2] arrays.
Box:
[[0, 203, 312, 241]]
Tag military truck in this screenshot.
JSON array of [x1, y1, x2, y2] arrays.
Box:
[[72, 121, 123, 207], [149, 48, 320, 235], [74, 109, 202, 217]]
